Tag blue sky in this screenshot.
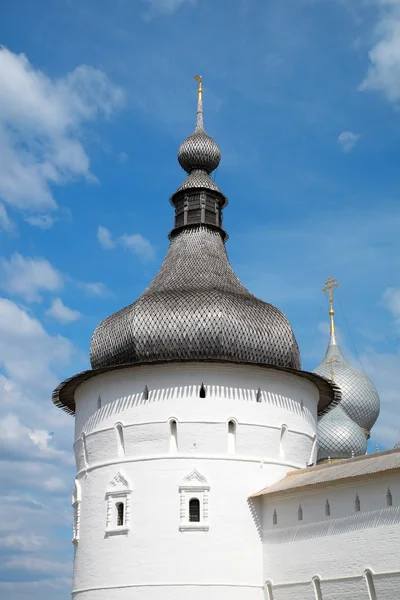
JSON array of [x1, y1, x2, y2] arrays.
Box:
[[1, 0, 400, 597]]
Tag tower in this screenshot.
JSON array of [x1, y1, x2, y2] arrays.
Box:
[[313, 277, 380, 461], [53, 78, 337, 600]]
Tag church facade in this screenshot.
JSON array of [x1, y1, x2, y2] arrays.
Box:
[[53, 78, 400, 600]]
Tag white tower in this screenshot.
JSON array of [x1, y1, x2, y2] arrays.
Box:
[[53, 77, 337, 600]]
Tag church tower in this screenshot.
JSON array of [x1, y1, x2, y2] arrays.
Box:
[[53, 78, 336, 600], [313, 277, 380, 462]]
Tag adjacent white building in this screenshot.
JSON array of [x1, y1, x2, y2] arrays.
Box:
[[53, 77, 400, 600]]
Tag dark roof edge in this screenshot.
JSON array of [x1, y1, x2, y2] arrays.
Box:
[[52, 359, 339, 417]]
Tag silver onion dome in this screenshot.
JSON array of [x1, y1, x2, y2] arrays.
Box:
[[90, 77, 301, 372], [177, 76, 221, 175], [313, 278, 380, 435], [317, 405, 367, 462]]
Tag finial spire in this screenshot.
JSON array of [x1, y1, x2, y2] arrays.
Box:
[[193, 74, 203, 130], [322, 276, 339, 345]]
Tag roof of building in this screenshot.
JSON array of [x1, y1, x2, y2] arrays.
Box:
[[251, 448, 400, 498]]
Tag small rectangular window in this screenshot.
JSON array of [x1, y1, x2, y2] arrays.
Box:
[[189, 498, 200, 522], [116, 502, 124, 526]]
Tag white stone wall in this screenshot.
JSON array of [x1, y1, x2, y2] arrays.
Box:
[[261, 471, 400, 599], [71, 362, 319, 600]]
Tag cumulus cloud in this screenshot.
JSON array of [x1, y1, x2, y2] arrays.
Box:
[[24, 215, 56, 230], [360, 0, 400, 102], [45, 298, 82, 324], [78, 280, 109, 297], [382, 287, 400, 325], [0, 203, 14, 232], [338, 131, 361, 152], [0, 253, 63, 302], [143, 0, 195, 16], [97, 225, 155, 261], [0, 47, 124, 222], [97, 225, 116, 249]]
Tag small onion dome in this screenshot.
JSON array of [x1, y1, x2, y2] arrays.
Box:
[[317, 405, 367, 462], [314, 337, 380, 433], [177, 79, 221, 175]]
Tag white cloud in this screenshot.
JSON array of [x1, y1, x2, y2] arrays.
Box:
[[78, 281, 109, 296], [0, 203, 14, 232], [0, 253, 63, 302], [0, 47, 124, 220], [45, 298, 82, 324], [120, 233, 155, 260], [338, 131, 360, 152], [360, 0, 400, 102], [143, 0, 195, 16], [24, 215, 56, 229], [97, 225, 115, 249], [4, 556, 71, 575], [382, 287, 400, 323], [0, 533, 47, 552], [98, 226, 155, 261]]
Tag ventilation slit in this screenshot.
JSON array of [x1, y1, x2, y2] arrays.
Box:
[[199, 383, 206, 398], [228, 420, 236, 454], [170, 419, 178, 452], [116, 423, 125, 458]]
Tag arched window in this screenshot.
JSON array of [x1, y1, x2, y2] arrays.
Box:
[[273, 509, 277, 525], [256, 387, 262, 402], [189, 498, 200, 522], [81, 432, 88, 468], [169, 419, 178, 453], [365, 570, 377, 600], [355, 494, 361, 512], [228, 420, 236, 454], [265, 581, 274, 600], [298, 504, 303, 521], [309, 435, 318, 465], [97, 395, 101, 410], [116, 502, 124, 527], [325, 499, 330, 517], [115, 423, 125, 458], [199, 383, 206, 398], [312, 576, 323, 600], [143, 385, 149, 401], [279, 424, 288, 458], [387, 487, 393, 507]]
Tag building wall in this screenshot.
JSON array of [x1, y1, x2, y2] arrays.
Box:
[[261, 472, 400, 599], [71, 361, 319, 600]]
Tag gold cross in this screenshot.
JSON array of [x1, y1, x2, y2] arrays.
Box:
[[322, 276, 339, 335], [327, 356, 339, 383]]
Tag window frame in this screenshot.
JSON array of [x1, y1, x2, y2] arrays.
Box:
[[179, 469, 210, 532], [105, 471, 132, 536]]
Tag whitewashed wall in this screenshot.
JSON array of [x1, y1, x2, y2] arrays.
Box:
[[71, 362, 319, 600], [261, 471, 400, 599]]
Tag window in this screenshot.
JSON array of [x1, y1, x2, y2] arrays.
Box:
[[312, 576, 323, 600], [309, 435, 318, 465], [115, 423, 125, 458], [169, 419, 178, 453], [116, 502, 124, 526], [72, 479, 81, 544], [355, 494, 361, 512], [143, 385, 149, 401], [228, 420, 236, 454], [199, 383, 206, 398], [105, 471, 131, 536], [325, 499, 330, 517], [256, 387, 262, 402], [273, 509, 277, 525], [81, 432, 88, 468], [265, 581, 274, 600], [179, 469, 210, 532], [365, 570, 377, 600], [97, 395, 102, 410], [280, 424, 288, 458], [387, 487, 393, 507], [298, 504, 303, 521], [189, 498, 200, 522]]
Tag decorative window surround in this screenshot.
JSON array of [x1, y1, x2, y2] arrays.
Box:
[[105, 471, 132, 536], [179, 469, 210, 532], [72, 479, 81, 544]]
